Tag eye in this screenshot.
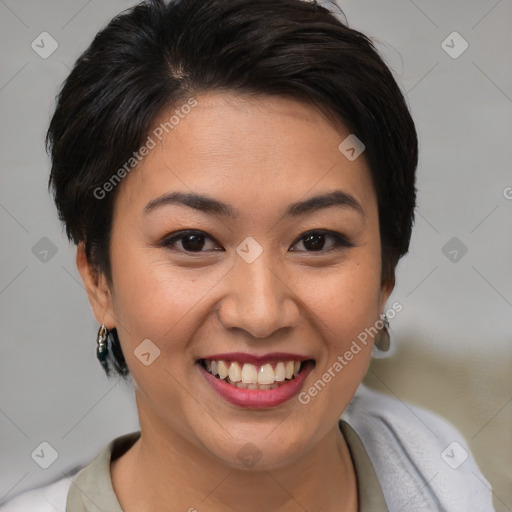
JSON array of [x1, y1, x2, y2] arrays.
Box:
[[160, 230, 223, 253], [290, 230, 353, 252], [159, 229, 353, 254]]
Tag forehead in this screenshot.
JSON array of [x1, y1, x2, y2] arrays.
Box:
[[114, 92, 377, 220]]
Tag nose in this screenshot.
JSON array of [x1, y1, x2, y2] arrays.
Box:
[[217, 252, 300, 339]]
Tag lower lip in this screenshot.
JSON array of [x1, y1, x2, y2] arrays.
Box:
[[198, 362, 314, 409]]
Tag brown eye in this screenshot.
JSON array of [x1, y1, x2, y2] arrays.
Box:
[[180, 233, 207, 251], [161, 230, 223, 253], [290, 230, 353, 253], [302, 233, 327, 251]]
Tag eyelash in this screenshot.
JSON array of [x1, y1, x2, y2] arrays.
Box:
[[159, 229, 354, 254]]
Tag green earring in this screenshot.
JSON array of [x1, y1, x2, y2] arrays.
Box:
[[96, 324, 109, 362]]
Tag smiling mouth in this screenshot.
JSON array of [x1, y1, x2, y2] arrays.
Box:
[[199, 358, 315, 390]]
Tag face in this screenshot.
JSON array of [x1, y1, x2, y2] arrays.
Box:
[[79, 92, 392, 470]]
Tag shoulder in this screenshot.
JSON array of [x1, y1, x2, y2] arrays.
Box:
[[0, 473, 77, 512], [342, 383, 496, 512]]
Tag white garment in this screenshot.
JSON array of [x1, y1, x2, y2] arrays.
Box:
[[341, 385, 495, 511], [0, 475, 72, 512], [0, 383, 495, 512]]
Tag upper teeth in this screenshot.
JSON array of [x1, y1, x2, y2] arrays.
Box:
[[205, 360, 302, 385]]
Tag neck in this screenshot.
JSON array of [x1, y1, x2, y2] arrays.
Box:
[[111, 403, 358, 512]]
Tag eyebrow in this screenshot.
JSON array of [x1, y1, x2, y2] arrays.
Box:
[[144, 190, 365, 218]]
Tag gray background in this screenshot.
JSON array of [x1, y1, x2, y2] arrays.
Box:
[[0, 0, 511, 510]]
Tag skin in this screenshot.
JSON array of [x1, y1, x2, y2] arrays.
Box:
[[77, 92, 393, 512]]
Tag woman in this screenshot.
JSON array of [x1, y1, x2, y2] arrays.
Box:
[[0, 0, 495, 510]]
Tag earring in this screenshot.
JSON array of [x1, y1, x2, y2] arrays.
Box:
[[374, 314, 390, 351], [96, 324, 109, 362]]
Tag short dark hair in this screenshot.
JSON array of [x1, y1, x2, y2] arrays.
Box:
[[46, 0, 417, 378]]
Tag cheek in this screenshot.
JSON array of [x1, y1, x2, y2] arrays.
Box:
[[304, 251, 382, 336], [289, 254, 382, 442], [109, 242, 221, 349], [308, 281, 379, 373], [108, 246, 208, 407]]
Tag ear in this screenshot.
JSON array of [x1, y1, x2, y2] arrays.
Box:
[[76, 243, 116, 330], [378, 278, 394, 314]]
